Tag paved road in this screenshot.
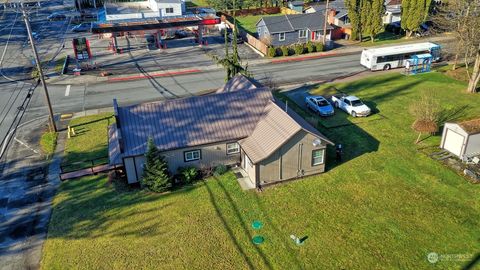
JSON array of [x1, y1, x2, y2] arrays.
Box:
[[24, 53, 364, 121]]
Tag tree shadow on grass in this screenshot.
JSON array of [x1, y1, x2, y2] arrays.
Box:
[[204, 178, 256, 270], [47, 175, 198, 240]]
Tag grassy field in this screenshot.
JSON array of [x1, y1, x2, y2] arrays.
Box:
[[62, 113, 114, 172], [236, 14, 279, 35], [42, 72, 479, 269]]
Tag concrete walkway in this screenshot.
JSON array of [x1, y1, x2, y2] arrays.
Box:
[[0, 122, 65, 270]]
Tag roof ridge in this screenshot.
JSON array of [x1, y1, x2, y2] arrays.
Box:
[[118, 86, 271, 110], [284, 14, 295, 31]]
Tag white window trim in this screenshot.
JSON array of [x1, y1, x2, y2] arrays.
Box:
[[312, 149, 325, 166], [298, 29, 306, 38], [226, 142, 240, 155], [279, 32, 286, 41], [184, 150, 201, 162], [166, 7, 174, 14]]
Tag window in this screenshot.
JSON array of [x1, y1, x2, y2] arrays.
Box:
[[166, 7, 174, 13], [298, 29, 306, 38], [312, 149, 324, 166], [184, 150, 201, 162], [279, 32, 285, 41], [226, 142, 240, 155]]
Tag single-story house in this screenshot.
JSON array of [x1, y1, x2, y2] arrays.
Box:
[[256, 13, 333, 46], [440, 118, 480, 160], [287, 0, 304, 13], [304, 0, 352, 40], [109, 76, 333, 188]]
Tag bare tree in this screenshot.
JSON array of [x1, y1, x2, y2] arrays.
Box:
[[434, 0, 480, 92], [409, 91, 442, 144]]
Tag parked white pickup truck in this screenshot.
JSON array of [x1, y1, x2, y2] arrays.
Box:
[[331, 94, 371, 117]]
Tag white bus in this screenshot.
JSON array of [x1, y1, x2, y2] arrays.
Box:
[[360, 42, 441, 71]]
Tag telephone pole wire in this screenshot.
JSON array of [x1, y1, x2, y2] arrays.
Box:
[[22, 5, 57, 132]]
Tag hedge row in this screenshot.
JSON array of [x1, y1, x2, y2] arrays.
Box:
[[267, 42, 324, 58]]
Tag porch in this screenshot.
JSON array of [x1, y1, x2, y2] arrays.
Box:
[[232, 166, 255, 190]]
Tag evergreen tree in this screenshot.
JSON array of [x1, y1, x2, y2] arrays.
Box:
[[141, 137, 171, 193], [366, 0, 385, 42], [346, 0, 362, 40], [401, 0, 432, 37], [213, 4, 251, 81]]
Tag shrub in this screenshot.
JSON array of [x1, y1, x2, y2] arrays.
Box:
[[267, 46, 276, 57], [213, 164, 228, 176], [280, 45, 289, 57], [315, 42, 324, 52], [177, 166, 199, 184], [294, 43, 304, 55], [306, 41, 315, 53], [142, 137, 171, 193]]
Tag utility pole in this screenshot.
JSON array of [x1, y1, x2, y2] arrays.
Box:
[[22, 5, 57, 132], [322, 0, 330, 46]]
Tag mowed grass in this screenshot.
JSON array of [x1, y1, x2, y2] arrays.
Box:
[[39, 131, 57, 157], [42, 72, 480, 269], [236, 14, 280, 35], [62, 113, 115, 171]]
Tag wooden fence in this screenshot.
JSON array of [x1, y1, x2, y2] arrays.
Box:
[[222, 16, 268, 56]]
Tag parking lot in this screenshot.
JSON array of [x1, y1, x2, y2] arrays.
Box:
[[67, 28, 260, 76]]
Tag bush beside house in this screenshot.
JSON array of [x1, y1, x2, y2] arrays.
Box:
[[268, 42, 325, 58]]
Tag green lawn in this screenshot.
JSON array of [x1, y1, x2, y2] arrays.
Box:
[[62, 113, 115, 172], [40, 131, 57, 157], [236, 14, 280, 35], [186, 0, 209, 7], [42, 72, 479, 269]]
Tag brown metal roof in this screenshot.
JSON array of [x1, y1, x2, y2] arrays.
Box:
[[216, 74, 260, 93], [458, 118, 480, 135], [117, 88, 273, 157], [239, 99, 333, 164]]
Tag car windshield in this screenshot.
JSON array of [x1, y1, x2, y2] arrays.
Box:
[[351, 100, 364, 106], [317, 100, 329, 106]]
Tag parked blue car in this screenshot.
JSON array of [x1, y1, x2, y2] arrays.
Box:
[[305, 95, 334, 116]]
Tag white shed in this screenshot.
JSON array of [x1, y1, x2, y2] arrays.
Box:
[[440, 118, 480, 160]]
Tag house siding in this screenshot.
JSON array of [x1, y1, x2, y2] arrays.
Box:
[[124, 157, 138, 184], [257, 19, 268, 40], [258, 131, 327, 186], [123, 140, 243, 183], [242, 150, 257, 184], [465, 133, 480, 156]]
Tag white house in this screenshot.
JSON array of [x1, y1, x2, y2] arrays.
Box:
[[440, 118, 480, 160], [104, 0, 185, 21], [383, 0, 402, 24]]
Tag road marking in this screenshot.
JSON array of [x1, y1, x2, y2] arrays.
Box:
[[65, 84, 71, 96], [14, 137, 40, 155]]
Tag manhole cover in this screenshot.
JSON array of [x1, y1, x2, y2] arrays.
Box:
[[252, 220, 263, 230], [252, 235, 264, 245]]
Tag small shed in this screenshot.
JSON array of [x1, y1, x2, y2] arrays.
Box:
[[440, 118, 480, 159]]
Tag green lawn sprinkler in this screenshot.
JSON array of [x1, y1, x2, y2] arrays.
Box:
[[252, 220, 263, 230], [252, 235, 265, 245]]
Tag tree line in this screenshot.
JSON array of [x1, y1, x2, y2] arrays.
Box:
[[346, 0, 432, 41]]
